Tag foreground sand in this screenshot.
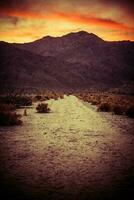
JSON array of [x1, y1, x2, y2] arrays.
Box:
[[0, 95, 134, 200]]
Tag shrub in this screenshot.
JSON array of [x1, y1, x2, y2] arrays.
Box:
[[15, 96, 32, 108], [44, 96, 50, 100], [34, 95, 42, 101], [125, 106, 134, 118], [0, 96, 32, 108], [97, 102, 111, 112], [36, 103, 50, 113], [0, 96, 13, 104], [0, 103, 16, 112], [0, 111, 22, 126], [91, 100, 100, 105], [59, 94, 64, 99], [112, 105, 124, 115]]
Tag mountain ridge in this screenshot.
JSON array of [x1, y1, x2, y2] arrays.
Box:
[[0, 31, 134, 91], [1, 31, 133, 44]]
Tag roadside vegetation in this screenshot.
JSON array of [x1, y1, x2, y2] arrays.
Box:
[[74, 92, 134, 118], [0, 90, 64, 126], [0, 103, 22, 126], [33, 91, 64, 102], [0, 89, 133, 127], [36, 103, 50, 113]]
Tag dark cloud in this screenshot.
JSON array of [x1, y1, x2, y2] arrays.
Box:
[[0, 0, 134, 27], [0, 0, 53, 9], [100, 0, 134, 17], [0, 0, 28, 9], [0, 0, 134, 15]]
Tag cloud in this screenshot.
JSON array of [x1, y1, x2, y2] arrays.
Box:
[[0, 16, 18, 26], [100, 0, 134, 19], [0, 0, 134, 42], [55, 12, 134, 31], [1, 8, 133, 32]]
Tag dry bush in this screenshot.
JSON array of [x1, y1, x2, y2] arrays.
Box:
[[91, 99, 100, 105], [36, 103, 50, 113], [42, 91, 65, 100], [0, 103, 16, 112], [34, 95, 42, 101], [112, 105, 124, 115], [0, 96, 32, 108], [0, 111, 22, 126], [14, 96, 32, 108], [97, 102, 111, 112], [125, 106, 134, 118], [75, 92, 134, 117], [0, 103, 22, 126], [59, 94, 64, 99]]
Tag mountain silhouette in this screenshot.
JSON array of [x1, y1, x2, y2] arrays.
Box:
[[0, 31, 134, 91]]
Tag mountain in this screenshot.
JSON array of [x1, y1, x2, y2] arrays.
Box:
[[0, 31, 134, 91], [0, 42, 90, 90]]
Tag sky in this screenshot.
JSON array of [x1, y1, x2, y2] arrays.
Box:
[[0, 0, 134, 43]]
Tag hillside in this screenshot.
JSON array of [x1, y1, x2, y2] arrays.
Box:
[[0, 31, 134, 91]]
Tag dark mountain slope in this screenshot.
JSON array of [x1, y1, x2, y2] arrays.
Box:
[[14, 31, 134, 66], [0, 42, 96, 90], [14, 31, 134, 82], [0, 31, 134, 91]]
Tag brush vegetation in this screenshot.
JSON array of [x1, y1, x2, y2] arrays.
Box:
[[75, 92, 134, 118], [36, 103, 50, 113], [0, 103, 22, 126]]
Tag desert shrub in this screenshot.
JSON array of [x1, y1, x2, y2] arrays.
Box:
[[0, 96, 13, 104], [0, 96, 32, 108], [59, 94, 64, 99], [0, 103, 16, 112], [0, 111, 22, 126], [112, 105, 124, 115], [34, 95, 42, 101], [125, 106, 134, 118], [15, 96, 32, 108], [44, 95, 50, 100], [36, 103, 50, 113], [97, 102, 111, 112], [91, 100, 100, 105]]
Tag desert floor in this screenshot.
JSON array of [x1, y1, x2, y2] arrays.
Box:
[[0, 95, 134, 200]]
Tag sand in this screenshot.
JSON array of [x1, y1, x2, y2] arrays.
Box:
[[0, 95, 134, 200]]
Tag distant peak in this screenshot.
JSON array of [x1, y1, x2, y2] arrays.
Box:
[[65, 31, 90, 37], [75, 31, 90, 35], [26, 31, 104, 44], [63, 31, 103, 41], [40, 35, 53, 40]]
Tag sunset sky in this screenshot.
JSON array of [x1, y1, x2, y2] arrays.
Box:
[[0, 0, 134, 43]]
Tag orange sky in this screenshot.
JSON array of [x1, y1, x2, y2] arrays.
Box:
[[0, 0, 134, 43]]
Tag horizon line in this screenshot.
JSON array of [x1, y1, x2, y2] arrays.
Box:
[[0, 30, 134, 44]]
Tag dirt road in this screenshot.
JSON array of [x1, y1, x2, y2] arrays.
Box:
[[0, 95, 134, 200]]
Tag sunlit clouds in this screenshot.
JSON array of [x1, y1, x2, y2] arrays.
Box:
[[0, 0, 134, 43]]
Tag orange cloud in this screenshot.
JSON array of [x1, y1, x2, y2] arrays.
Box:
[[1, 9, 134, 32], [0, 4, 134, 43], [55, 12, 134, 31]]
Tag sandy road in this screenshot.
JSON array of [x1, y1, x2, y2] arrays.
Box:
[[0, 95, 134, 200]]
